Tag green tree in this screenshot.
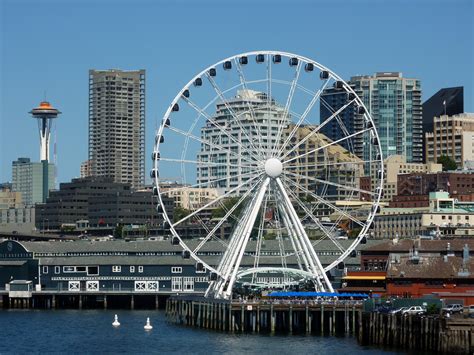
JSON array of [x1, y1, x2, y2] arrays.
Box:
[[173, 207, 191, 223], [211, 197, 244, 219], [348, 227, 362, 238], [437, 155, 457, 171], [114, 224, 123, 239]]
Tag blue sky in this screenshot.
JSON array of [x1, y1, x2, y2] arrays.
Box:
[[1, 0, 473, 185]]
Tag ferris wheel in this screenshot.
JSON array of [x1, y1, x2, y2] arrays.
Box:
[[152, 51, 383, 299]]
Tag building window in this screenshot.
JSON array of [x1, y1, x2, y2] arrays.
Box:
[[138, 266, 144, 273], [171, 267, 182, 273], [183, 277, 194, 291], [130, 266, 135, 273], [172, 277, 182, 291], [87, 266, 99, 276], [112, 266, 121, 273], [54, 266, 60, 274], [42, 266, 48, 274], [63, 266, 75, 273]]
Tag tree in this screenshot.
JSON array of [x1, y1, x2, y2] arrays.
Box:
[[173, 207, 191, 223], [114, 224, 123, 239], [211, 197, 244, 219], [437, 155, 457, 171]]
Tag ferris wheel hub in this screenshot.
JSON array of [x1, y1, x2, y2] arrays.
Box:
[[264, 158, 283, 178]]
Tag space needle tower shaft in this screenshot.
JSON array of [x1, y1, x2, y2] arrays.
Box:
[[29, 101, 61, 162]]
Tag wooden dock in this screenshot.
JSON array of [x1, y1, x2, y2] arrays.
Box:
[[166, 296, 361, 334], [359, 311, 474, 354], [0, 291, 172, 310]]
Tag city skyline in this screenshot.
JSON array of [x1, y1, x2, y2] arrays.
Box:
[[1, 0, 473, 185]]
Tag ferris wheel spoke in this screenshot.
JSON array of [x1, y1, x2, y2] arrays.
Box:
[[277, 77, 331, 157], [172, 173, 263, 227], [320, 96, 357, 153], [282, 175, 366, 228], [181, 96, 262, 163], [274, 199, 288, 269], [205, 73, 263, 159], [159, 170, 257, 196], [160, 157, 258, 170], [265, 54, 273, 159], [288, 159, 380, 170], [233, 58, 266, 154], [166, 125, 256, 166], [276, 201, 306, 271], [280, 177, 346, 253], [283, 170, 377, 197], [252, 187, 270, 281], [270, 61, 302, 157], [320, 96, 352, 136], [283, 127, 372, 165], [275, 177, 332, 291], [192, 180, 261, 254], [279, 99, 356, 161]]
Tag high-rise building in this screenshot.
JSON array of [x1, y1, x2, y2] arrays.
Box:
[[80, 159, 93, 178], [284, 125, 364, 213], [422, 87, 464, 161], [425, 113, 474, 168], [197, 89, 289, 194], [88, 69, 145, 189], [11, 157, 55, 205], [422, 87, 464, 139], [319, 85, 359, 155], [321, 72, 423, 163]]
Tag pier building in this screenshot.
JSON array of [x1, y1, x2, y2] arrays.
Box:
[[0, 239, 379, 305]]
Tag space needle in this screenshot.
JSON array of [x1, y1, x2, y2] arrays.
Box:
[[29, 101, 61, 203], [29, 101, 61, 162]]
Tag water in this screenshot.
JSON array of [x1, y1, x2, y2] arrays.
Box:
[[0, 310, 403, 354]]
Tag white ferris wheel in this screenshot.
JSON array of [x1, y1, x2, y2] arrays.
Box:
[[152, 51, 383, 300]]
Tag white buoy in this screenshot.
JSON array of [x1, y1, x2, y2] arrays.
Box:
[[112, 314, 120, 327], [144, 317, 153, 331]]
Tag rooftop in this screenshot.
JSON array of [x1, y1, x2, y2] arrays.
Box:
[[387, 255, 473, 279], [363, 239, 474, 253]]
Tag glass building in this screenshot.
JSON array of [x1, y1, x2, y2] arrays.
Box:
[[11, 157, 55, 205], [197, 89, 289, 195], [321, 72, 422, 163]]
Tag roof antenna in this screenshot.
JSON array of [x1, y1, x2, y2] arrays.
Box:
[[43, 90, 47, 102]]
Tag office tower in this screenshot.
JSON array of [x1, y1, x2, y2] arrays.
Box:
[[425, 113, 474, 168], [319, 85, 359, 155], [80, 159, 93, 178], [35, 176, 171, 231], [88, 69, 145, 189], [422, 87, 464, 137], [197, 89, 289, 194], [422, 87, 464, 160], [12, 157, 55, 205], [321, 72, 423, 163]]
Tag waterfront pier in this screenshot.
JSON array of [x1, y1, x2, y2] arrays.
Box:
[[359, 311, 474, 354], [0, 291, 170, 310], [165, 296, 360, 335]]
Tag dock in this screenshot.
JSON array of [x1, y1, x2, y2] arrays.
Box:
[[166, 296, 361, 334], [359, 311, 474, 353], [0, 290, 175, 310]]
